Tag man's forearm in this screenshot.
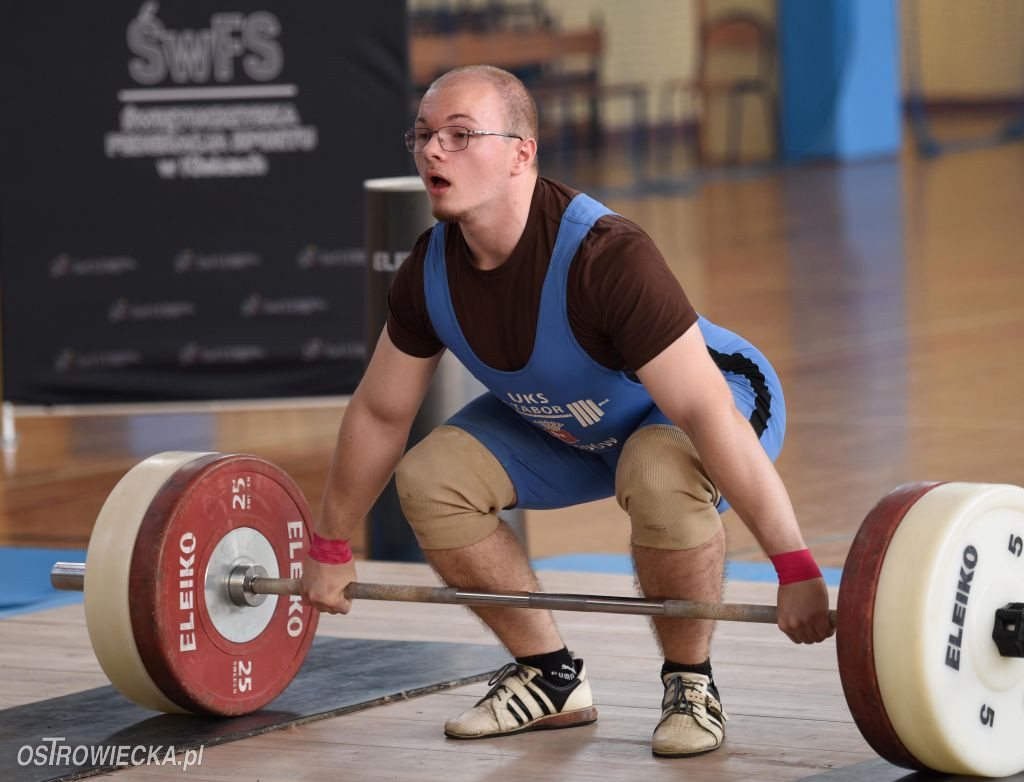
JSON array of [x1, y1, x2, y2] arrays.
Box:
[[688, 405, 806, 556], [316, 396, 415, 540]]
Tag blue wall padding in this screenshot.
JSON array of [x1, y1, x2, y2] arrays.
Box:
[[779, 0, 901, 161]]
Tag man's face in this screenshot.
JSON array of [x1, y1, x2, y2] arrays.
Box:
[[413, 80, 519, 223]]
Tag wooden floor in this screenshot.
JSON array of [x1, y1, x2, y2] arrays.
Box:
[[3, 562, 868, 781], [2, 129, 1024, 779]]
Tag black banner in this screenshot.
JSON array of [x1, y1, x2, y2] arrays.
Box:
[[0, 1, 411, 403]]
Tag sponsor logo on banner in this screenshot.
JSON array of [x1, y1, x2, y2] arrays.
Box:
[[126, 2, 284, 85], [240, 293, 328, 318], [104, 3, 320, 179], [108, 298, 196, 323], [173, 249, 261, 273], [296, 245, 365, 269], [301, 338, 365, 361], [155, 154, 269, 178], [370, 250, 409, 273], [49, 254, 138, 278], [54, 348, 143, 373], [178, 342, 266, 366]]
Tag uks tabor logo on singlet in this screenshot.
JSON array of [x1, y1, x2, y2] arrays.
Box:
[[505, 392, 610, 443]]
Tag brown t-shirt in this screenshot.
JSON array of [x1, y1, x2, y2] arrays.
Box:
[[386, 177, 697, 373]]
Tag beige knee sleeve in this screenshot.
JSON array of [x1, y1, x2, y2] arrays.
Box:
[[395, 425, 517, 550], [615, 425, 722, 550]]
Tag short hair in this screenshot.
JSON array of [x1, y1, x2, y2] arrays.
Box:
[[428, 65, 538, 141]]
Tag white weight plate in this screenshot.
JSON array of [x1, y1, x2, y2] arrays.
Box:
[[874, 482, 1024, 777], [84, 451, 214, 714]]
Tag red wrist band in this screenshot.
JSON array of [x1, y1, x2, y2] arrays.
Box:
[[770, 549, 821, 585], [309, 532, 353, 565]]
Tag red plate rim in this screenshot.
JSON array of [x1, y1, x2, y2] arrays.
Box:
[[836, 480, 944, 771], [128, 453, 318, 715]]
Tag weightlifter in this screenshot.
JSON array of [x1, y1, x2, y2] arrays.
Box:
[[302, 65, 833, 757]]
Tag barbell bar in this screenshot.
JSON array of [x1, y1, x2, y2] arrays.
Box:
[[51, 559, 833, 624], [43, 451, 1024, 777]]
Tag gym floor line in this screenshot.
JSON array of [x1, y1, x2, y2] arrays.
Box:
[[0, 546, 844, 620]]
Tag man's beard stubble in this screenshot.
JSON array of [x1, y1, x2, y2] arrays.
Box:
[[430, 203, 465, 223]]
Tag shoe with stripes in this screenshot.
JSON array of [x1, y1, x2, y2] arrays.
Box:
[[444, 659, 596, 739], [651, 672, 727, 757]]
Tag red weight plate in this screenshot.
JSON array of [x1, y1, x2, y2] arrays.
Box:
[[129, 453, 319, 716], [836, 481, 943, 771]]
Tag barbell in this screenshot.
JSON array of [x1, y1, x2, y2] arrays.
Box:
[[49, 451, 1024, 777]]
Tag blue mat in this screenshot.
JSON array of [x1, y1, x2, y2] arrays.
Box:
[[0, 547, 86, 619]]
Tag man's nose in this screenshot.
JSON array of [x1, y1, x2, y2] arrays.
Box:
[[422, 132, 445, 157]]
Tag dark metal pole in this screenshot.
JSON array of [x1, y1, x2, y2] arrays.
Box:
[[363, 177, 527, 561]]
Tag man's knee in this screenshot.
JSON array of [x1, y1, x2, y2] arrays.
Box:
[[395, 425, 516, 550], [615, 425, 722, 550]]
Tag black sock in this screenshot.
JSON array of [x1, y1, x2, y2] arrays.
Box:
[[516, 647, 578, 685], [662, 658, 719, 699]]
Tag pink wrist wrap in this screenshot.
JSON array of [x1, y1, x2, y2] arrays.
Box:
[[770, 549, 822, 585], [309, 532, 353, 565]]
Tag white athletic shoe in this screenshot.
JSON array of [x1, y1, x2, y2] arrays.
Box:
[[444, 659, 597, 739], [651, 672, 728, 757]]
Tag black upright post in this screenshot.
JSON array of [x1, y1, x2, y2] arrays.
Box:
[[364, 177, 433, 562], [363, 176, 528, 562]]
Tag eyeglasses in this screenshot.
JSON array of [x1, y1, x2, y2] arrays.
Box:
[[404, 125, 524, 153]]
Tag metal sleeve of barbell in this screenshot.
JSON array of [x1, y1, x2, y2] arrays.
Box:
[[51, 562, 86, 590]]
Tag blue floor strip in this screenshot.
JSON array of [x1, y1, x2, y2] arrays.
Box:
[[532, 553, 843, 586], [0, 547, 86, 619], [1, 547, 842, 619]]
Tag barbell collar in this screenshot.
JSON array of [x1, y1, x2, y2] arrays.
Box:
[[229, 562, 269, 607]]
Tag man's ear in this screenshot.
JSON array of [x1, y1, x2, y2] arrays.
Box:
[[511, 137, 537, 174]]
